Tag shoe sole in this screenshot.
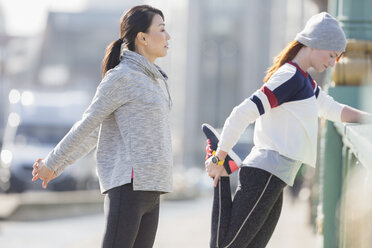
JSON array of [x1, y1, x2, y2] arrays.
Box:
[[201, 123, 242, 165]]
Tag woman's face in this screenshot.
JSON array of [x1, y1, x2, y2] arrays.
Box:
[[142, 14, 171, 63], [310, 49, 342, 73]]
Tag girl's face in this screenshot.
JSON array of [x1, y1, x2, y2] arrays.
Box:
[[142, 14, 171, 63], [310, 49, 342, 73]]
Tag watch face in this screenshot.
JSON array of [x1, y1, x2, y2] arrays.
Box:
[[212, 156, 218, 164]]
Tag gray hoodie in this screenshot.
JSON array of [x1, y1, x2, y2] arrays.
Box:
[[44, 50, 173, 193]]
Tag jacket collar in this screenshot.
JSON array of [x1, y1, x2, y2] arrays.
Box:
[[120, 49, 168, 81]]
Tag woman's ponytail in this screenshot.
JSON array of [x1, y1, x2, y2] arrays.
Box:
[[101, 38, 123, 78]]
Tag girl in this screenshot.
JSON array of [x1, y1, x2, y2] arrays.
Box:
[[204, 12, 372, 248], [31, 5, 172, 248]]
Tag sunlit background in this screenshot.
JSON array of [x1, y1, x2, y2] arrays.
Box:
[[1, 0, 371, 247]]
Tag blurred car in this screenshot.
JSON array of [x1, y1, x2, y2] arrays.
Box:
[[0, 89, 98, 193]]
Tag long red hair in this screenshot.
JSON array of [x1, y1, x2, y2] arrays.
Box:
[[264, 41, 304, 83], [264, 40, 344, 83]]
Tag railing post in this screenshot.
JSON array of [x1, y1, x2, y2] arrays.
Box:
[[320, 119, 343, 248]]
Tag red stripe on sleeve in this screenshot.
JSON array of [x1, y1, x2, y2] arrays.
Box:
[[261, 86, 278, 108], [311, 79, 316, 90]]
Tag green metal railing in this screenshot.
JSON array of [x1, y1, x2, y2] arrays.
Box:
[[335, 122, 372, 248], [319, 86, 372, 248]]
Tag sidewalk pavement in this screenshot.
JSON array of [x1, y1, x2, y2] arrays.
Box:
[[154, 189, 318, 248], [0, 188, 319, 247]]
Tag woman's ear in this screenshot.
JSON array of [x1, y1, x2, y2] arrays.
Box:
[[136, 32, 148, 46]]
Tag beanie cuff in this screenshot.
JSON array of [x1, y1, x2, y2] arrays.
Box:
[[295, 35, 346, 52]]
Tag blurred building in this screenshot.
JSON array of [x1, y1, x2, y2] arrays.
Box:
[[36, 10, 121, 92], [5, 1, 145, 92]]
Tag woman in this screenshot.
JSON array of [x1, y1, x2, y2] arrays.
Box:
[[31, 5, 172, 248], [203, 12, 372, 248]]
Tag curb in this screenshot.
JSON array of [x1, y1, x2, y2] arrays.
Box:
[[0, 190, 104, 221]]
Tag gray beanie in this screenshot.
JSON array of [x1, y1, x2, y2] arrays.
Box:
[[295, 12, 346, 52]]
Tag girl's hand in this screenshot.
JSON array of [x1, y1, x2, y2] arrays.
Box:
[[32, 158, 57, 188], [341, 106, 372, 123], [205, 157, 228, 187]]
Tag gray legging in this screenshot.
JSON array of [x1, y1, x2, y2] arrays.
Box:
[[102, 183, 161, 248], [211, 167, 287, 248]]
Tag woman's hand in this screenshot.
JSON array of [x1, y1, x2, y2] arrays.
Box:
[[32, 158, 57, 188], [205, 157, 228, 187], [341, 106, 372, 123]]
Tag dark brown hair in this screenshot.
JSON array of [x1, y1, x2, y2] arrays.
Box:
[[101, 5, 164, 77]]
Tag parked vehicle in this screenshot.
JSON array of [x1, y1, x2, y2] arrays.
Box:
[[0, 89, 98, 193]]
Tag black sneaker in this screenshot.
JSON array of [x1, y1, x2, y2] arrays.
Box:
[[201, 123, 241, 174]]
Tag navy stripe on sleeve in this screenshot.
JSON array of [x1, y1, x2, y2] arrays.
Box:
[[250, 95, 265, 115], [314, 86, 320, 98]]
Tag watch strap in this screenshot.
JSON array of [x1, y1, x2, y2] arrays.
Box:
[[212, 151, 224, 165]]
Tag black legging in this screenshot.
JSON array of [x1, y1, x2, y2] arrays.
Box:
[[102, 183, 161, 248], [211, 167, 287, 248]]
